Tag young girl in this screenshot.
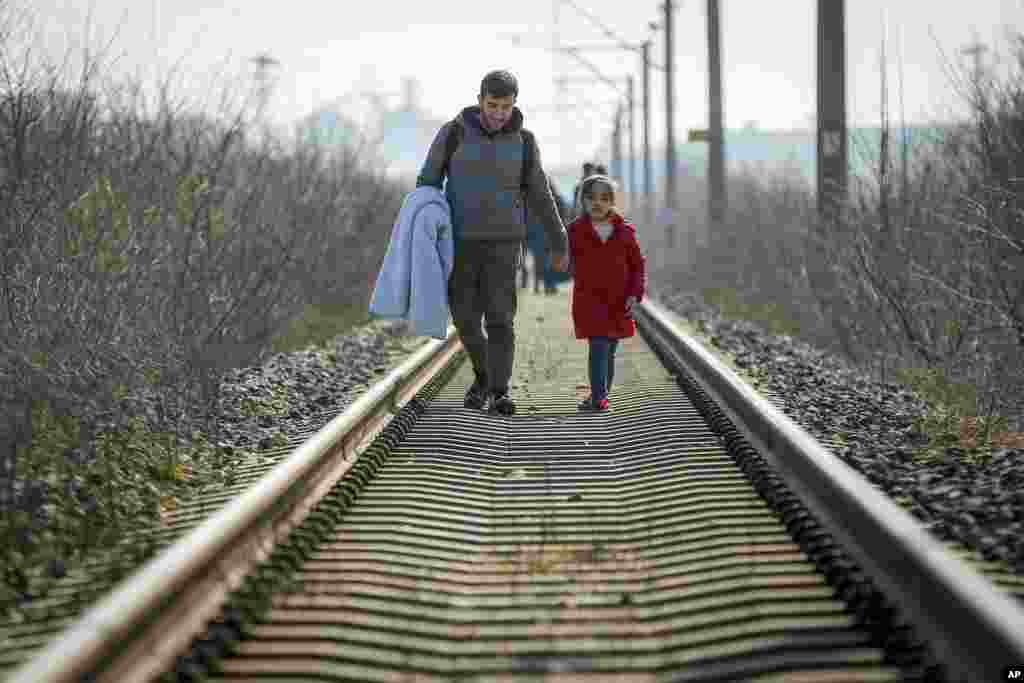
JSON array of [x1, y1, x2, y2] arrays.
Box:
[[567, 174, 646, 412]]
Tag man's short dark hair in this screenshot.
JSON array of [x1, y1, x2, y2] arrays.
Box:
[[480, 70, 519, 99], [583, 162, 595, 172]]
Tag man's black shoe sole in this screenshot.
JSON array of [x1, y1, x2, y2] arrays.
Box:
[[488, 402, 516, 416]]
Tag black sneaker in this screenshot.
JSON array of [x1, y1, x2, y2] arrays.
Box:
[[488, 392, 516, 416], [464, 380, 488, 409]]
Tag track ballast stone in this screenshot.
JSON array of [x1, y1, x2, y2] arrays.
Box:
[[651, 285, 1024, 581]]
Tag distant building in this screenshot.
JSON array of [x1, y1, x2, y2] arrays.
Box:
[[299, 82, 941, 201], [296, 76, 446, 179], [608, 124, 945, 199]]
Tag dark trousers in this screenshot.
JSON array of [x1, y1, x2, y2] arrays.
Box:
[[448, 240, 520, 395], [588, 336, 620, 401], [541, 259, 558, 291], [527, 249, 550, 293]]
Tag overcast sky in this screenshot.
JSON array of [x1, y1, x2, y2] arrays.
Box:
[[22, 0, 1024, 168]]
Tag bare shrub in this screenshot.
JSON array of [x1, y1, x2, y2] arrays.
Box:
[[0, 3, 405, 609], [815, 31, 1024, 431], [647, 159, 822, 343], [650, 30, 1024, 435]]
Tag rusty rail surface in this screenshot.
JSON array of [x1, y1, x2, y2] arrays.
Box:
[[5, 328, 461, 683]]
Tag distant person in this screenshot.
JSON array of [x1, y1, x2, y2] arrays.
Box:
[[571, 161, 596, 219], [417, 69, 569, 416], [567, 174, 646, 412], [526, 174, 571, 294]]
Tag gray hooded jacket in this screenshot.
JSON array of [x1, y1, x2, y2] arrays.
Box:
[[416, 105, 568, 258]]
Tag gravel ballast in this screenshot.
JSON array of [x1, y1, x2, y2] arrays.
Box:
[[651, 285, 1024, 583], [0, 320, 427, 626], [211, 320, 426, 452]]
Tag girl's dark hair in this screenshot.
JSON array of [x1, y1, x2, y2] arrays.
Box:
[[594, 163, 608, 175], [480, 70, 519, 99]]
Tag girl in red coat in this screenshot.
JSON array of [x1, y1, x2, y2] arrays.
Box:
[[568, 174, 646, 412]]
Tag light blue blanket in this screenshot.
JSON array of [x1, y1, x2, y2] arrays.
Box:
[[368, 186, 454, 339]]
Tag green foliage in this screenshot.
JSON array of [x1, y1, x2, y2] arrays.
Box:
[[63, 176, 132, 273], [208, 205, 226, 241], [896, 367, 977, 416], [28, 350, 49, 370], [142, 366, 162, 386], [895, 366, 1011, 460], [175, 175, 211, 227], [911, 401, 963, 453], [700, 287, 802, 337], [272, 303, 371, 353], [143, 205, 162, 227], [238, 390, 290, 419], [0, 401, 235, 615]]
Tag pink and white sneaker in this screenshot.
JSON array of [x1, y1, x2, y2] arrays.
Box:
[[578, 396, 609, 412]]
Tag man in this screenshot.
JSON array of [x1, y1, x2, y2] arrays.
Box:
[[416, 70, 569, 416], [571, 161, 596, 219], [525, 174, 570, 295]]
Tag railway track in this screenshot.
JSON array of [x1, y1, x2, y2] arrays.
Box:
[[5, 293, 1024, 682]]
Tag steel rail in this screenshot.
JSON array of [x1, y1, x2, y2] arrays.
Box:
[[10, 292, 1024, 682], [5, 327, 461, 683], [634, 298, 1024, 682]]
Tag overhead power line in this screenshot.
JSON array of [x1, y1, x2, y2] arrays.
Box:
[[560, 48, 627, 97], [556, 44, 666, 71], [528, 98, 621, 113], [559, 0, 666, 70]]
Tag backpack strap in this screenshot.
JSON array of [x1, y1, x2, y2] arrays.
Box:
[[442, 119, 463, 179]]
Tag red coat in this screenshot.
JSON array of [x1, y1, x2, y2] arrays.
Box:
[[568, 213, 646, 339]]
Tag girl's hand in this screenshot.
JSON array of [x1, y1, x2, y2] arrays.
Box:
[[624, 296, 638, 318]]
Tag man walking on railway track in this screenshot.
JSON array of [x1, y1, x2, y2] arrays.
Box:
[[417, 70, 569, 416]]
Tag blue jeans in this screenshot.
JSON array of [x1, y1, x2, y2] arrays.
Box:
[[588, 337, 620, 402]]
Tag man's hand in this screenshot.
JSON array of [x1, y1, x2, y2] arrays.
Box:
[[624, 296, 638, 319], [551, 252, 569, 272]]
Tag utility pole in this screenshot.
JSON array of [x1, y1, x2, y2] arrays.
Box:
[[961, 37, 988, 85], [250, 52, 280, 120], [817, 0, 847, 223], [627, 75, 637, 207], [707, 0, 725, 232], [611, 104, 623, 182], [642, 40, 653, 227], [664, 0, 677, 248], [553, 0, 567, 166]]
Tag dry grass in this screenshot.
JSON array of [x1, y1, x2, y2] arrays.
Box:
[[958, 417, 1024, 450]]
